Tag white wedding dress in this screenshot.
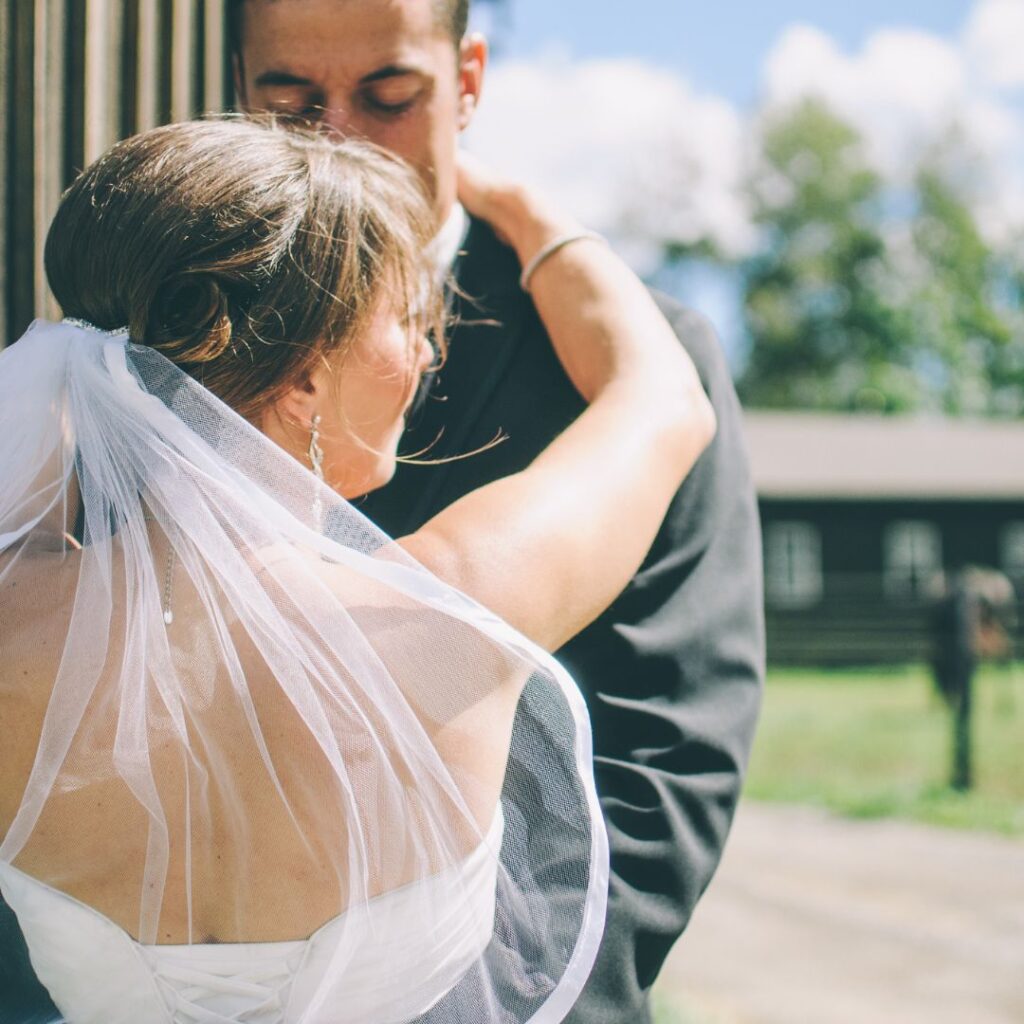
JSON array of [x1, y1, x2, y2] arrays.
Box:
[[0, 810, 502, 1024]]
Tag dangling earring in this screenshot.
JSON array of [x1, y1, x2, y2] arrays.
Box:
[[308, 413, 325, 533]]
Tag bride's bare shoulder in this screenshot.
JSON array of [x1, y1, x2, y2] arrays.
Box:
[[0, 546, 78, 833]]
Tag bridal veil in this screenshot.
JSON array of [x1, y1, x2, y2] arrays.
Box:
[[0, 317, 608, 1022]]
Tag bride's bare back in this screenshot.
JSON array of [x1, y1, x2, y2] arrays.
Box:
[[1, 526, 523, 944]]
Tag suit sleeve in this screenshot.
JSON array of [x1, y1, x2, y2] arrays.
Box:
[[559, 301, 765, 1023], [362, 220, 764, 1022], [0, 896, 60, 1022]]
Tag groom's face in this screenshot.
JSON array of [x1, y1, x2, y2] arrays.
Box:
[[236, 0, 486, 226]]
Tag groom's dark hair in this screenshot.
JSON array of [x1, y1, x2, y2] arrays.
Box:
[[228, 0, 471, 53]]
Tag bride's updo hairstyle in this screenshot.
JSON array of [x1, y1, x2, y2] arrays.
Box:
[[44, 117, 444, 421]]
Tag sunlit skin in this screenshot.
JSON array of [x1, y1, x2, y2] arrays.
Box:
[[236, 0, 488, 226], [261, 303, 435, 499]]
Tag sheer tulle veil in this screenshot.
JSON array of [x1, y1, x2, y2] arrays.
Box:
[[0, 317, 608, 1022]]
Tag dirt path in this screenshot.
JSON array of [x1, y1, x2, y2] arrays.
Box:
[[654, 801, 1024, 1024]]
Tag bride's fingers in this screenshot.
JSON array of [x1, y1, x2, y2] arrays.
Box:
[[456, 152, 496, 213], [456, 154, 522, 246], [455, 155, 580, 259]]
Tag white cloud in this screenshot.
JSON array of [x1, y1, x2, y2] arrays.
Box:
[[763, 25, 969, 175], [760, 15, 1024, 244], [466, 6, 1024, 269], [465, 53, 756, 268], [966, 0, 1024, 89]]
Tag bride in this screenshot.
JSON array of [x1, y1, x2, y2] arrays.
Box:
[[0, 117, 714, 1024]]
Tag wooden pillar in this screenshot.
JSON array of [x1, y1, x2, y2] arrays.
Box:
[[0, 0, 9, 343], [33, 0, 66, 319], [203, 0, 227, 113], [134, 0, 161, 131], [8, 2, 37, 337], [170, 0, 196, 122], [83, 0, 124, 164], [0, 0, 232, 343]]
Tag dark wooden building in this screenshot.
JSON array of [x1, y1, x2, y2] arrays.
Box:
[[745, 412, 1024, 666]]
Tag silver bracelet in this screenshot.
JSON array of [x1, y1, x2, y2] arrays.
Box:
[[519, 230, 606, 293]]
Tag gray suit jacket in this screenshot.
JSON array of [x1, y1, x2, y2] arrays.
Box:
[[360, 217, 765, 1023]]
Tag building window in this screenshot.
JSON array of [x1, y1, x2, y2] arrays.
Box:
[[1000, 522, 1024, 581], [884, 521, 941, 600], [765, 522, 823, 609]]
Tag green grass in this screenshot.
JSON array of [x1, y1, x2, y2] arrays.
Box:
[[744, 663, 1024, 836], [652, 992, 728, 1024]]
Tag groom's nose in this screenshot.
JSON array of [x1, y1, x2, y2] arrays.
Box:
[[317, 108, 352, 138], [315, 102, 367, 143]]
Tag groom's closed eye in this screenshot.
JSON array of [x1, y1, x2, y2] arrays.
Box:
[[358, 67, 430, 118], [253, 68, 429, 126], [252, 71, 326, 123], [362, 83, 423, 116]]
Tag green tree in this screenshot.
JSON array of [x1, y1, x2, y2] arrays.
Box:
[[738, 100, 912, 411], [736, 99, 1024, 416], [901, 160, 1022, 416]]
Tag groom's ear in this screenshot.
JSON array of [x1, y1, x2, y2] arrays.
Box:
[[456, 33, 488, 132]]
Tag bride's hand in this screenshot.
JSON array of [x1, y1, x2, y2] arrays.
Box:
[[456, 153, 578, 265], [458, 154, 714, 443], [404, 155, 716, 650], [454, 152, 511, 237]]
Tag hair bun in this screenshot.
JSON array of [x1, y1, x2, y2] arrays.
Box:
[[151, 274, 234, 364]]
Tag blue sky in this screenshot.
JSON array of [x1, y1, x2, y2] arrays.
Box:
[[466, 0, 1023, 370], [482, 0, 975, 106]]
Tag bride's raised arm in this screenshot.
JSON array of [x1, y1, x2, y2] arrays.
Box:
[[400, 157, 716, 652]]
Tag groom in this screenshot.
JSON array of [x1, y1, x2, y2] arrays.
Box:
[[234, 3, 764, 1020], [0, 2, 763, 1022]]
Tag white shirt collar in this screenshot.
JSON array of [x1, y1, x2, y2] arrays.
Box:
[[430, 202, 470, 279]]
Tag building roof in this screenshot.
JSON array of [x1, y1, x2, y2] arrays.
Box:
[[744, 411, 1024, 501]]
